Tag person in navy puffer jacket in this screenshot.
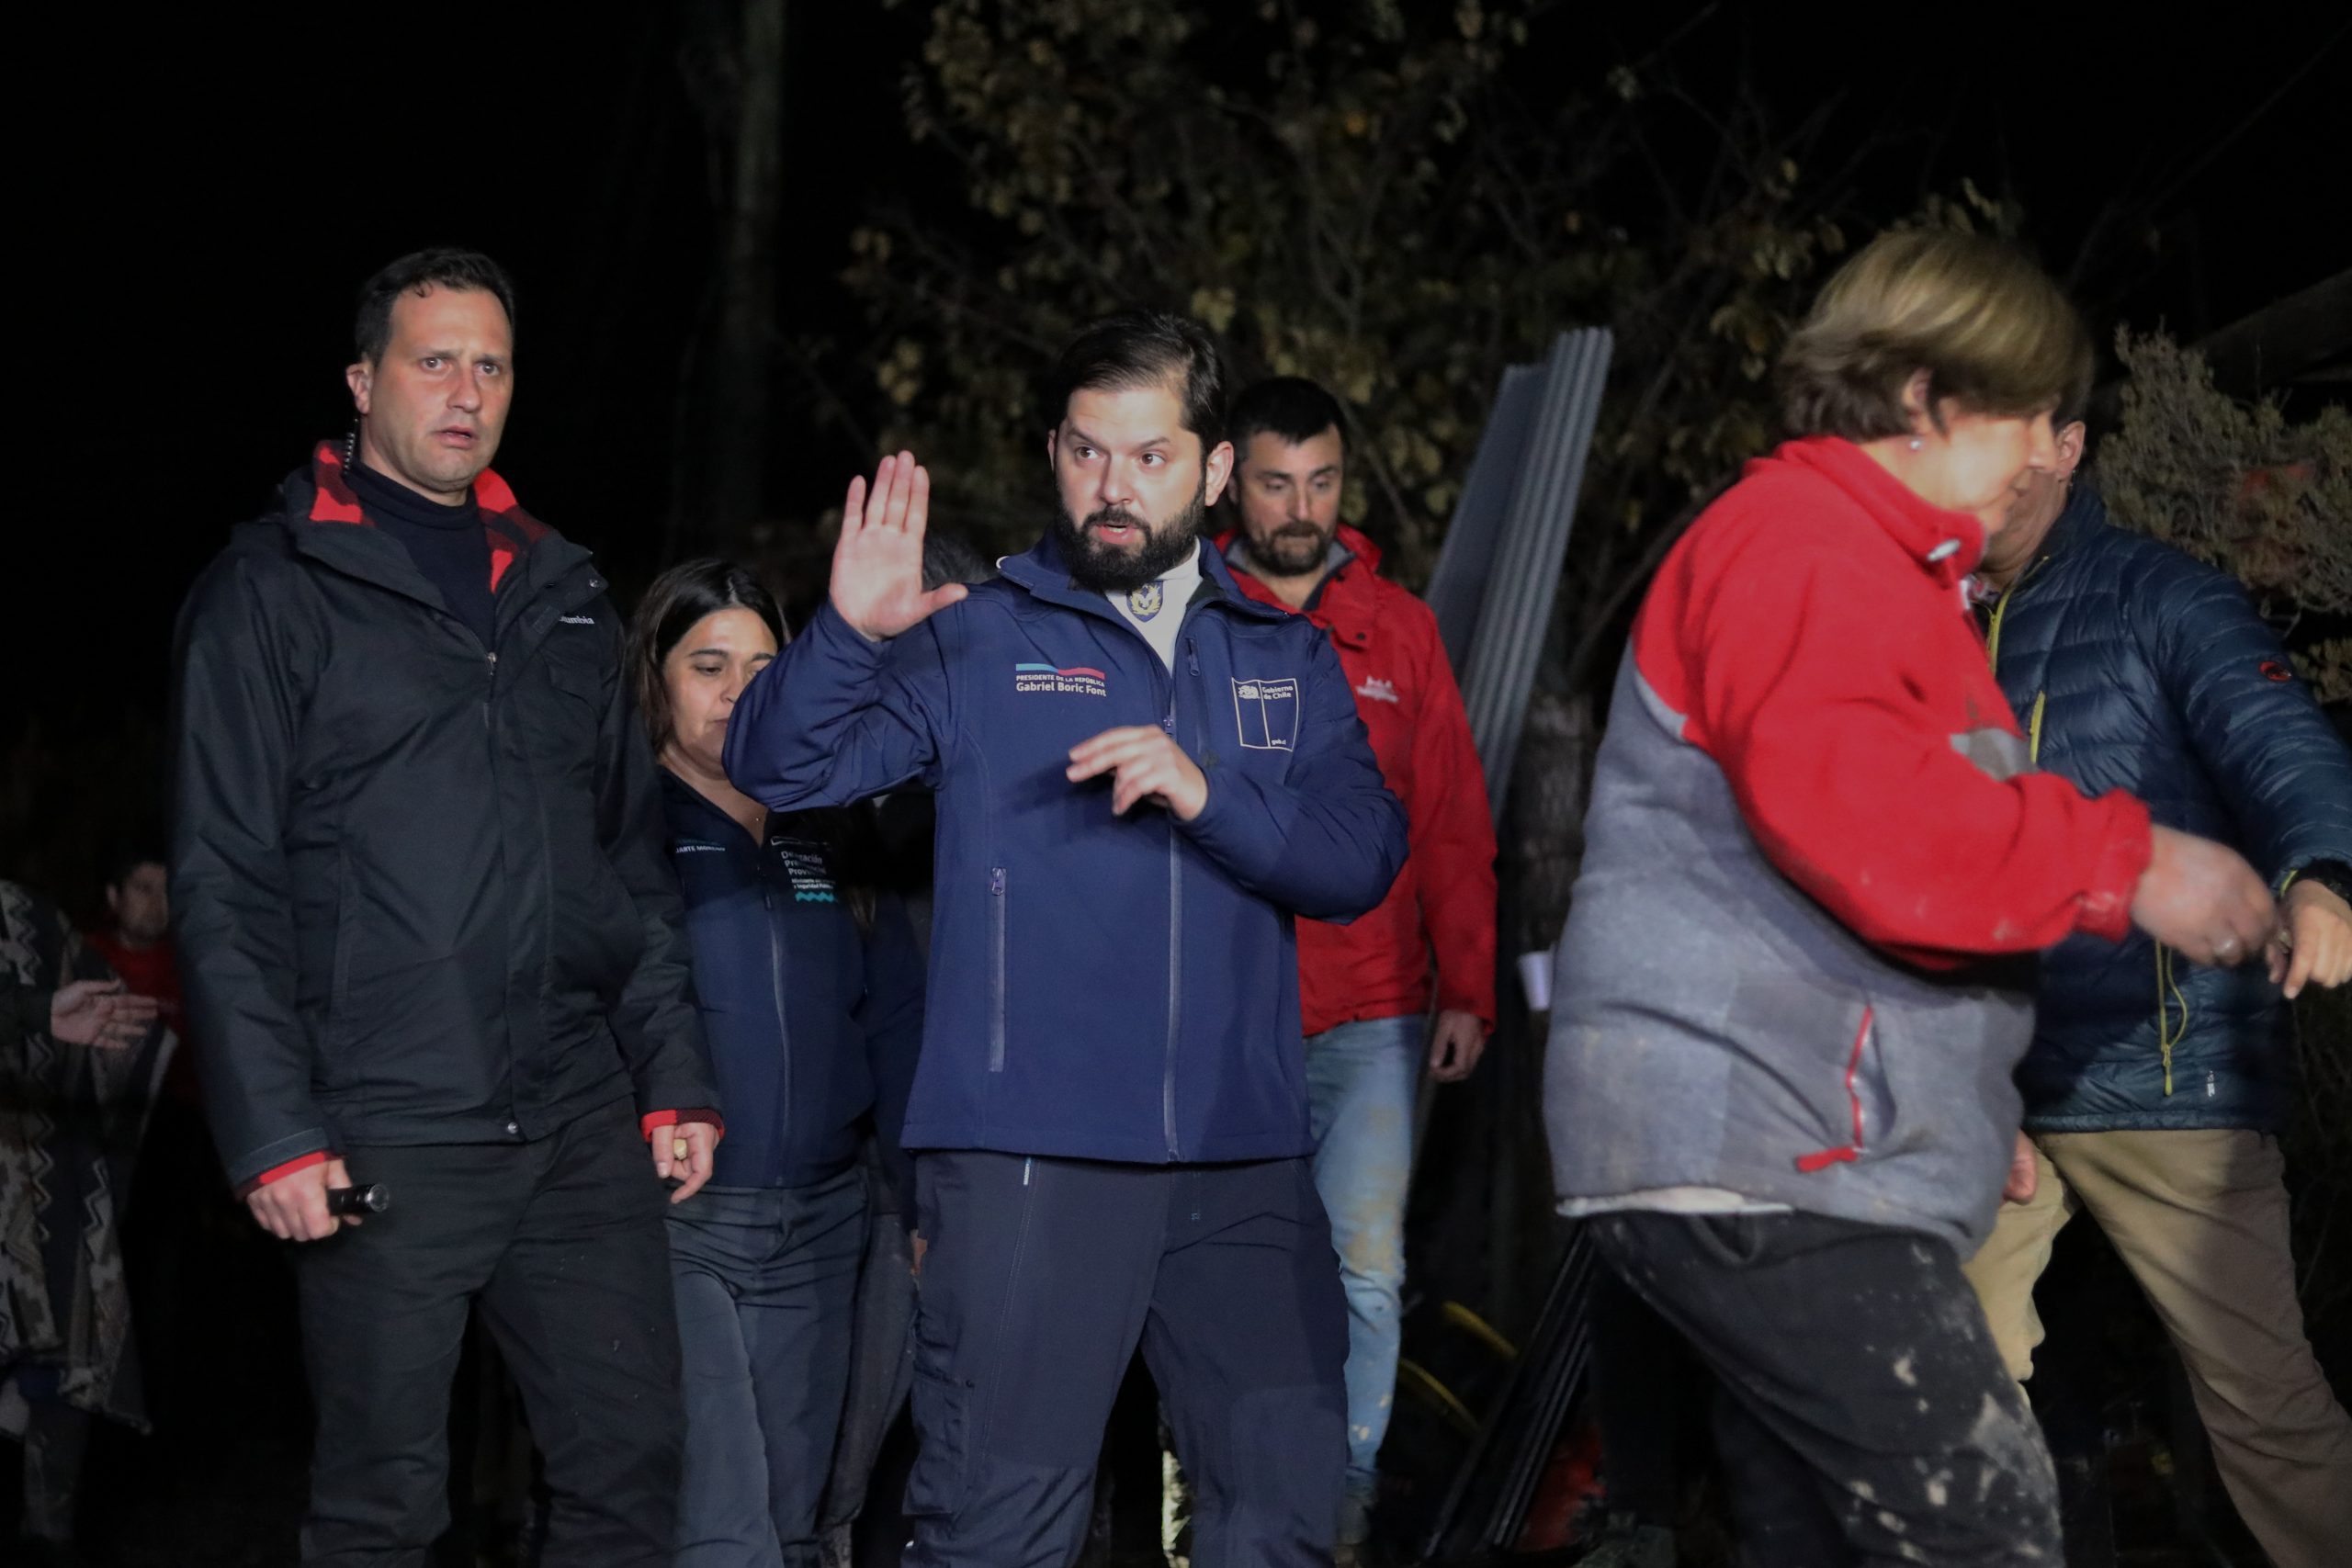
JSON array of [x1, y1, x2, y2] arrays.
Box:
[[628, 559, 924, 1568], [1961, 414, 2352, 1568], [725, 311, 1408, 1568]]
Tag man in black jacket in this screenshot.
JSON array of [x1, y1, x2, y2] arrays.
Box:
[[172, 248, 719, 1566]]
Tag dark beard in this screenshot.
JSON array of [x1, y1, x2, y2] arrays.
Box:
[[1239, 521, 1336, 579], [1051, 488, 1206, 593]]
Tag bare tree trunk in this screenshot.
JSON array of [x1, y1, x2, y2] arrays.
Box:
[[710, 0, 785, 556], [673, 0, 786, 560]]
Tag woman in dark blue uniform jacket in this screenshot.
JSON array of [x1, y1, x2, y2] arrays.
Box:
[[628, 559, 922, 1568]]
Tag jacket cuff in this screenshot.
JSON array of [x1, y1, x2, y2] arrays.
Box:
[[1435, 987, 1498, 1031], [2282, 859, 2352, 904], [810, 597, 893, 665], [235, 1148, 331, 1201], [641, 1109, 727, 1144], [2076, 794, 2154, 943]]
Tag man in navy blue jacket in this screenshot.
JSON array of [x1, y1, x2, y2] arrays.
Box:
[[1961, 413, 2352, 1568], [726, 311, 1408, 1566]]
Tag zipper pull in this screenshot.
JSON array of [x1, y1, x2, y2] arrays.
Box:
[[989, 868, 1005, 896]]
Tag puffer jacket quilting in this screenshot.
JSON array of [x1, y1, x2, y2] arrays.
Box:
[[1984, 485, 2352, 1133]]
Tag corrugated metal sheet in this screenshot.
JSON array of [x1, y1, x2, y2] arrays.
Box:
[[1425, 328, 1615, 827]]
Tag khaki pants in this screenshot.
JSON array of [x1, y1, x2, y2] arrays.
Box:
[[1963, 1128, 2352, 1568]]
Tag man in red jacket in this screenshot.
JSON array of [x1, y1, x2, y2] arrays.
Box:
[[1218, 376, 1497, 1551]]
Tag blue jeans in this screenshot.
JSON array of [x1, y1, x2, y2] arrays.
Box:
[[1304, 1012, 1420, 1527], [668, 1169, 868, 1568]]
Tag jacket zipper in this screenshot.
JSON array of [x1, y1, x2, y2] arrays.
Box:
[[1795, 1006, 1877, 1172], [989, 866, 1009, 1072], [1987, 558, 2180, 1090], [482, 641, 517, 1134], [1160, 649, 1191, 1158], [763, 870, 793, 1120]]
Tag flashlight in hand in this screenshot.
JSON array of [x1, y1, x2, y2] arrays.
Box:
[[325, 1183, 390, 1218]]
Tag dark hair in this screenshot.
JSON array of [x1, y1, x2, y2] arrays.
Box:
[[626, 558, 881, 931], [354, 247, 518, 365], [104, 840, 169, 893], [1228, 377, 1347, 453], [922, 529, 999, 592], [627, 558, 786, 756], [1046, 310, 1227, 449], [1778, 229, 2089, 442]]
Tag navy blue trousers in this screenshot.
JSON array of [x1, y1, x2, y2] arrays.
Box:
[[668, 1168, 867, 1567], [903, 1152, 1348, 1567]]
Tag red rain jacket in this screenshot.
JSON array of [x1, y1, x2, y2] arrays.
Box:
[[1217, 525, 1498, 1037]]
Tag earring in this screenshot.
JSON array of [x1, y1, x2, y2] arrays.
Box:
[[1908, 437, 1924, 451], [343, 423, 358, 470]]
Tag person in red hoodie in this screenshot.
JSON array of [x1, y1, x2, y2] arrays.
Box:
[[1546, 231, 2280, 1564], [1216, 376, 1497, 1552]]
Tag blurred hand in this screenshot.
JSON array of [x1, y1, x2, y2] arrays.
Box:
[[50, 979, 158, 1048], [830, 452, 968, 641], [1427, 1010, 1487, 1083], [2269, 877, 2352, 1000], [655, 1122, 719, 1204], [248, 1156, 354, 1243], [2002, 1132, 2040, 1205], [2128, 826, 2279, 967], [1067, 727, 1208, 820]]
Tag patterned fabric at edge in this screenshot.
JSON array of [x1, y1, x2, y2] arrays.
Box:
[[0, 880, 174, 1438]]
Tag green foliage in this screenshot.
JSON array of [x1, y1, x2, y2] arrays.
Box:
[[2096, 328, 2352, 700], [842, 0, 1938, 678]]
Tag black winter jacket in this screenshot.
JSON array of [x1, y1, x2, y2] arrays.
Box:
[[172, 444, 716, 1189]]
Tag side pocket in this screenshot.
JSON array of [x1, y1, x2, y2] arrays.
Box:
[[1795, 1004, 1880, 1174], [903, 1296, 969, 1518], [323, 839, 358, 1088], [988, 866, 1009, 1073]]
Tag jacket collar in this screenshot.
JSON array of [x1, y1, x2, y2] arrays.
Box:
[[278, 439, 590, 616], [996, 528, 1289, 625], [1212, 523, 1383, 646], [287, 438, 556, 581], [2035, 480, 2109, 565], [1770, 436, 1987, 586], [659, 766, 760, 850]]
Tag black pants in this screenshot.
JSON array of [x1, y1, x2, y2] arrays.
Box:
[[1589, 1211, 2060, 1568], [1589, 1260, 1701, 1526], [905, 1151, 1349, 1568], [292, 1096, 682, 1567]]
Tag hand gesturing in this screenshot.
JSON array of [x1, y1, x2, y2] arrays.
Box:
[[831, 451, 968, 642]]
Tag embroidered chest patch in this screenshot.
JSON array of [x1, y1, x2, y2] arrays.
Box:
[[1232, 677, 1301, 750], [1014, 662, 1108, 696], [770, 840, 838, 903]]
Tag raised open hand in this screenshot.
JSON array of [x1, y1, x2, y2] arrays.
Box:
[[831, 451, 969, 642]]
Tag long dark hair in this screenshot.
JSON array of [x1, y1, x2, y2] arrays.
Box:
[[628, 558, 880, 931]]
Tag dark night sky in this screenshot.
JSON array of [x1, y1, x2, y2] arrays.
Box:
[[12, 2, 2346, 754]]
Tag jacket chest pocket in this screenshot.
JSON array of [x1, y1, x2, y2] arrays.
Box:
[[1226, 674, 1302, 753], [525, 651, 606, 763]]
